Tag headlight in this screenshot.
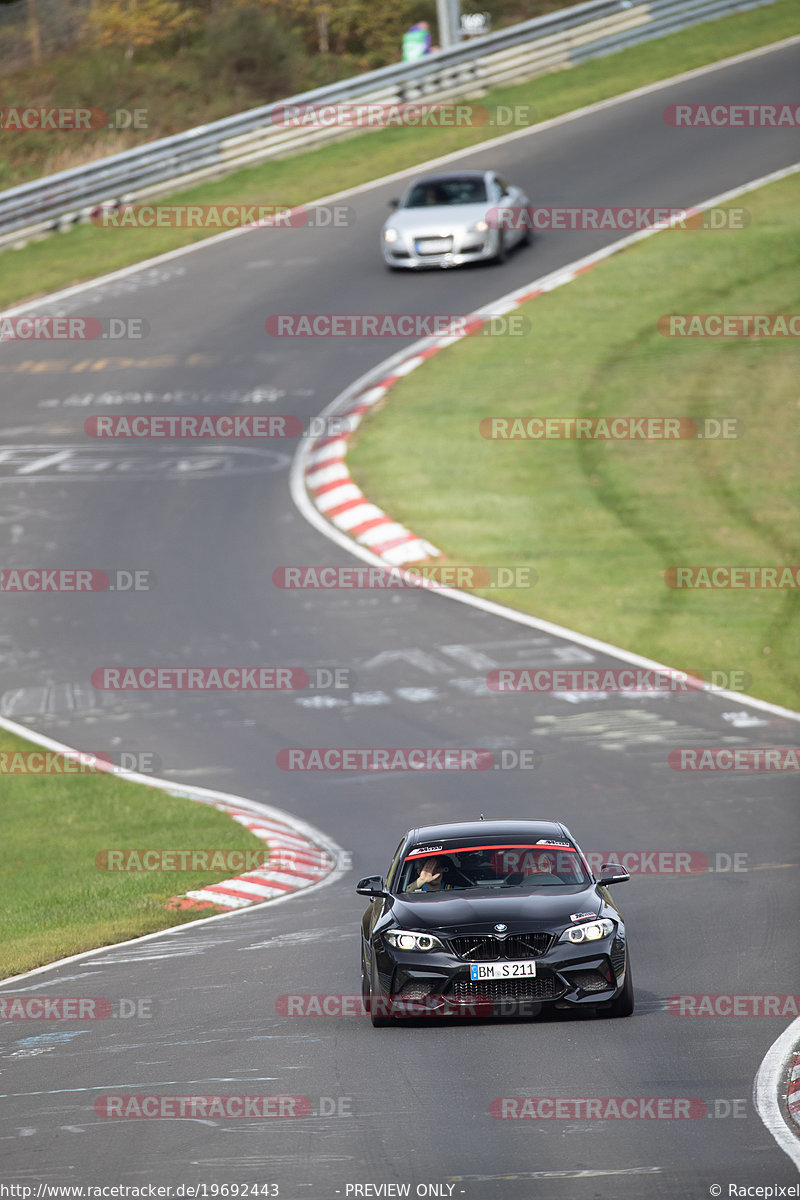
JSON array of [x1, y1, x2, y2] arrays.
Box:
[[559, 918, 615, 944], [469, 220, 488, 233], [383, 228, 399, 243], [384, 930, 444, 952]]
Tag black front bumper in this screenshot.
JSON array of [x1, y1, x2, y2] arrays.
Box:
[[373, 936, 627, 1011]]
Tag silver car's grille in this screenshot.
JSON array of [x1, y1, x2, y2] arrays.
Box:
[[414, 235, 453, 255]]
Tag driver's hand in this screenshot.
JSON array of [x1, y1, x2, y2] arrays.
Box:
[[417, 864, 443, 885]]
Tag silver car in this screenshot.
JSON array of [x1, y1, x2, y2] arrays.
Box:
[[381, 169, 530, 270]]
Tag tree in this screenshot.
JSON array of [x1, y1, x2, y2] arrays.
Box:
[[85, 0, 197, 61], [27, 0, 41, 66]]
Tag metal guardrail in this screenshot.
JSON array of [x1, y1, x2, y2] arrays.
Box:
[[0, 0, 778, 251]]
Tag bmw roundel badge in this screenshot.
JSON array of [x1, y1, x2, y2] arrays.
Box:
[[494, 923, 508, 932]]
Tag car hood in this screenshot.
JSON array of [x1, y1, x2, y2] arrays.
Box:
[[389, 889, 602, 934], [384, 203, 490, 234]]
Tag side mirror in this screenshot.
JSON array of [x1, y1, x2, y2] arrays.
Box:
[[388, 198, 400, 209], [356, 875, 391, 898], [598, 862, 630, 886]]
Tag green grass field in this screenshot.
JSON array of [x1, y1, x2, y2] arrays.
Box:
[[2, 0, 797, 309], [0, 728, 269, 979], [348, 175, 800, 711]]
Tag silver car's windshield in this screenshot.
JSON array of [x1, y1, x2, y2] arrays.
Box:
[[404, 179, 488, 207]]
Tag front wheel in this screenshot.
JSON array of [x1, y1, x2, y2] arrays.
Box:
[[493, 232, 508, 264], [603, 963, 634, 1017], [366, 960, 392, 1027]]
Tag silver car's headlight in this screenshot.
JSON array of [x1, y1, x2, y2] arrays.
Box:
[[468, 219, 488, 233], [384, 930, 445, 952], [383, 228, 400, 243], [559, 918, 615, 944]]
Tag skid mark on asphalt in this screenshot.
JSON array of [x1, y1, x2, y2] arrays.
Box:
[[242, 927, 350, 951], [4, 971, 102, 992], [36, 387, 312, 408], [9, 1032, 88, 1048], [448, 1168, 662, 1181], [0, 445, 290, 481], [0, 1075, 280, 1098], [532, 710, 749, 751]]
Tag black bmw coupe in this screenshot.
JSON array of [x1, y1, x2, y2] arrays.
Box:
[[357, 819, 634, 1025]]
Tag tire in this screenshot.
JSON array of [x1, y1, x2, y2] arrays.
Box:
[[493, 232, 507, 264], [603, 962, 634, 1017], [519, 227, 532, 247], [361, 962, 370, 1012], [367, 960, 393, 1027]]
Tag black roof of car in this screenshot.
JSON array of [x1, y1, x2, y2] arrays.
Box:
[[403, 819, 571, 845]]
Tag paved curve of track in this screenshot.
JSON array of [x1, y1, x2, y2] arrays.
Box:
[[1, 42, 799, 1200]]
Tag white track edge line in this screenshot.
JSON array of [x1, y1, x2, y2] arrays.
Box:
[[753, 1017, 800, 1168]]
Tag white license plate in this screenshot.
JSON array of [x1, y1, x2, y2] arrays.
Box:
[[416, 238, 452, 254], [469, 960, 537, 981]]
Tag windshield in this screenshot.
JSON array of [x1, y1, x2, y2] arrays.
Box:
[[404, 178, 487, 207], [397, 843, 592, 893]]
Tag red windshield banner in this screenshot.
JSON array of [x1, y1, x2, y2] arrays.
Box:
[[404, 843, 578, 860]]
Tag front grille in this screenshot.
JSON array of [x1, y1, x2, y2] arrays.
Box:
[[445, 972, 564, 1003], [449, 933, 552, 961]]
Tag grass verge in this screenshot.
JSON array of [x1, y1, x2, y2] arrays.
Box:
[[347, 174, 800, 711], [2, 0, 798, 310], [0, 726, 269, 979]]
